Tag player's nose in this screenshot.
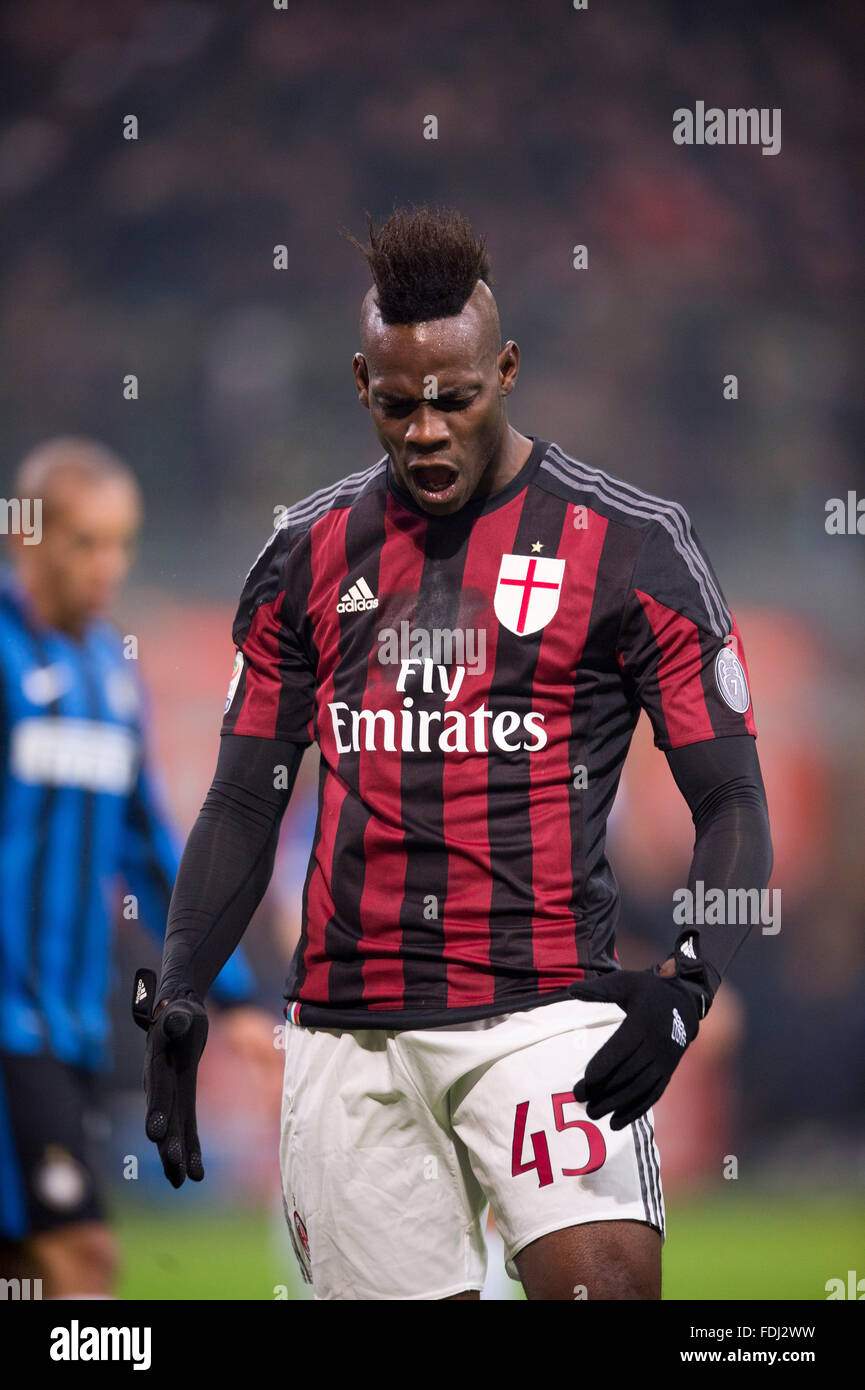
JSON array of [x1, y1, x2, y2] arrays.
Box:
[[403, 406, 450, 451]]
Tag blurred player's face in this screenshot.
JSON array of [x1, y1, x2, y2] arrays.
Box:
[[354, 283, 521, 515], [22, 476, 141, 633]]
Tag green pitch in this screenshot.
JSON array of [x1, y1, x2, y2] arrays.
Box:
[[663, 1192, 863, 1301], [113, 1191, 863, 1301]]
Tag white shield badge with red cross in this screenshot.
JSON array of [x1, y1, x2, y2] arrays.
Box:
[[494, 553, 565, 636]]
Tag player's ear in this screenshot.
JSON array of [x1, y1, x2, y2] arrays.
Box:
[[498, 340, 520, 396], [352, 352, 370, 409]]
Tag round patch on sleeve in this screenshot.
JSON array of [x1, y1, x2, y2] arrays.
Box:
[[224, 650, 244, 713], [714, 645, 750, 713]]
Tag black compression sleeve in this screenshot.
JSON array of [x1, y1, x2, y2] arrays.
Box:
[[157, 734, 304, 1005], [664, 734, 773, 996]]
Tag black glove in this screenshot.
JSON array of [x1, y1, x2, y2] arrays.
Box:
[[569, 939, 715, 1130], [132, 968, 209, 1188]]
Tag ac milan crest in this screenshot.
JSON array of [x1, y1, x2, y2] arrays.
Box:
[[494, 553, 565, 635]]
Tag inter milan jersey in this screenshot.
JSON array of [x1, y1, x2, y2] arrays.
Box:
[[222, 437, 756, 1028], [0, 571, 255, 1069]]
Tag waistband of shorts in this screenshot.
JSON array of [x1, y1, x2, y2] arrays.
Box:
[[282, 986, 590, 1031]]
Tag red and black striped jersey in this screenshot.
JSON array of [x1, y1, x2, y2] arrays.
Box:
[[222, 436, 757, 1028]]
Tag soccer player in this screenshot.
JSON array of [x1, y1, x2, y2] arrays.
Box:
[[0, 438, 275, 1299], [141, 209, 772, 1300]]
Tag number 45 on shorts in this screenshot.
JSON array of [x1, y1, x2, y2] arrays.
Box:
[[512, 1092, 607, 1187]]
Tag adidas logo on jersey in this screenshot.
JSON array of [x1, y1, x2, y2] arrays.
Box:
[[671, 1008, 688, 1047], [336, 576, 379, 612], [135, 977, 148, 1006]]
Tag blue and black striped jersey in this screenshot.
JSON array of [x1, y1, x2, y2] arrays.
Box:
[[0, 569, 255, 1070]]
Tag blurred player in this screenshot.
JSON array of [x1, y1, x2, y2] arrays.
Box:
[[140, 209, 772, 1300], [0, 437, 276, 1298]]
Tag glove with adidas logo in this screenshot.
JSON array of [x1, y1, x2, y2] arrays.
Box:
[[569, 934, 718, 1131], [132, 968, 209, 1189]]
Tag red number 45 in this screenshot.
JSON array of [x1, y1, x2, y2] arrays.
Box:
[[511, 1093, 607, 1188]]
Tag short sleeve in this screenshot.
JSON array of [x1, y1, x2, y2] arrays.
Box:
[[616, 516, 757, 751], [221, 528, 316, 745]]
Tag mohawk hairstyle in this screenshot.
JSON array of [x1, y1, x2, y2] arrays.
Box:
[[348, 205, 492, 325]]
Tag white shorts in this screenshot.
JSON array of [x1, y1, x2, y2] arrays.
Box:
[[278, 997, 665, 1300]]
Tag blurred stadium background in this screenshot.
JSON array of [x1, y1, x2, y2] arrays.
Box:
[[1, 0, 862, 1298]]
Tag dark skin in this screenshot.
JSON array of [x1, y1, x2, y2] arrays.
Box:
[[353, 281, 533, 515], [354, 281, 670, 1300], [448, 1223, 661, 1301]]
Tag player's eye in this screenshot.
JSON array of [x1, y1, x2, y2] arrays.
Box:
[[376, 392, 476, 417]]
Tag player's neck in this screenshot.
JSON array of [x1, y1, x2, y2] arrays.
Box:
[[17, 570, 87, 640], [474, 427, 534, 499]]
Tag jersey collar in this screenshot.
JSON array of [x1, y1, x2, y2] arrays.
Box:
[[385, 435, 549, 521]]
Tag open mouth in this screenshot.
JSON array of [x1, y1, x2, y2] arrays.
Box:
[[408, 462, 459, 503]]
